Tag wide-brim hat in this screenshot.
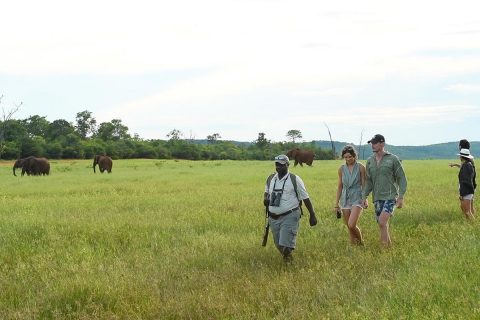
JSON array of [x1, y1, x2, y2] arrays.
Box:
[[457, 148, 474, 159]]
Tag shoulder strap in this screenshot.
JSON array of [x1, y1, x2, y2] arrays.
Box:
[[289, 173, 300, 201], [266, 173, 275, 192], [267, 172, 301, 202], [289, 173, 303, 217]]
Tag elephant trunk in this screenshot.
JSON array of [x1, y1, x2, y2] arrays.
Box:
[[13, 160, 21, 176]]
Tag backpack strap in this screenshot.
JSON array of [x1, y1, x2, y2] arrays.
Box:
[[289, 173, 304, 216], [267, 172, 300, 202], [266, 172, 303, 215], [266, 173, 275, 193], [289, 173, 299, 201]]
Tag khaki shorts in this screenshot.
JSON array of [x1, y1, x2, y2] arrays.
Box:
[[269, 208, 301, 249]]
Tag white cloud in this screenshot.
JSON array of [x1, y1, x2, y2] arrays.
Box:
[[291, 88, 358, 97], [104, 98, 480, 143], [294, 105, 480, 124], [3, 0, 480, 145], [2, 0, 480, 78], [446, 83, 480, 93]]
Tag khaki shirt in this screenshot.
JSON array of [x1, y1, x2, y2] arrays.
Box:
[[362, 152, 407, 202]]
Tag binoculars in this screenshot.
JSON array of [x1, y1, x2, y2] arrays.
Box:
[[269, 191, 282, 207]]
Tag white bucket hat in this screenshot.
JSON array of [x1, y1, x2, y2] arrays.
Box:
[[457, 148, 474, 159]]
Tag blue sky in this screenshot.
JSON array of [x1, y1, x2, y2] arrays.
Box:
[[1, 0, 480, 146]]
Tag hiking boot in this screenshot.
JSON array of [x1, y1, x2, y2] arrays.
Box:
[[283, 253, 293, 263]]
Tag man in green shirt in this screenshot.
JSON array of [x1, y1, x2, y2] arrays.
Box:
[[361, 134, 407, 247]]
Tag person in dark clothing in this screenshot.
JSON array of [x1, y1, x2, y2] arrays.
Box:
[[449, 139, 471, 168], [450, 139, 476, 216], [457, 148, 476, 220]]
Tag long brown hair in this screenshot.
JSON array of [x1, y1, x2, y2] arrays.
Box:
[[341, 145, 357, 159]]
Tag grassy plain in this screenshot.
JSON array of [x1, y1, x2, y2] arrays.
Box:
[[0, 159, 478, 319]]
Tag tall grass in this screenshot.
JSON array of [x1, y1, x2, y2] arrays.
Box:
[[0, 159, 478, 319]]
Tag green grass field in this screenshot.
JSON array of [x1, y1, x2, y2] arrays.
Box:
[[0, 159, 478, 319]]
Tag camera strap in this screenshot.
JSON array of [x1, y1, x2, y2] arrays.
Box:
[[266, 172, 304, 216], [272, 177, 288, 193], [266, 173, 300, 202]]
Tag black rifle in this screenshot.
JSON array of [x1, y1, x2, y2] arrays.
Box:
[[262, 206, 269, 246]]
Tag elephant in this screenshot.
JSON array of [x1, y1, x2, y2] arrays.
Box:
[[13, 156, 34, 176], [13, 156, 50, 176], [93, 155, 113, 173], [286, 148, 315, 167]]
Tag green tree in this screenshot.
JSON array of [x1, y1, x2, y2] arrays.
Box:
[[110, 140, 136, 159], [23, 115, 50, 138], [97, 119, 130, 141], [135, 141, 158, 158], [45, 141, 63, 159], [167, 129, 183, 141], [61, 133, 84, 158], [171, 142, 200, 160], [255, 132, 270, 149], [96, 122, 115, 141], [207, 133, 221, 143], [111, 119, 130, 140], [47, 119, 75, 141], [21, 136, 46, 157], [75, 110, 97, 139], [2, 141, 21, 159], [81, 139, 107, 159], [0, 94, 22, 159], [2, 119, 28, 142], [150, 139, 170, 159], [286, 129, 302, 143]]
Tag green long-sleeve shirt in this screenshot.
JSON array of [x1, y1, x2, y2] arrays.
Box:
[[362, 152, 407, 202]]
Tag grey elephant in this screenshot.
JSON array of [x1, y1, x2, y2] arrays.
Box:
[[286, 148, 315, 167], [13, 156, 50, 176], [13, 156, 34, 176], [93, 155, 113, 173]]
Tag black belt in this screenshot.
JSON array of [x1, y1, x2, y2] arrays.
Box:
[[268, 206, 300, 220]]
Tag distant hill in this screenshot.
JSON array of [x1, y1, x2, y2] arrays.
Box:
[[193, 139, 479, 160], [311, 140, 480, 160]]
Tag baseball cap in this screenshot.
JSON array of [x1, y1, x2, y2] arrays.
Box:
[[367, 134, 385, 144], [274, 154, 289, 165]]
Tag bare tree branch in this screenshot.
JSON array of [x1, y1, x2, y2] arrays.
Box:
[[1, 96, 23, 122], [324, 122, 335, 159], [359, 129, 364, 160], [0, 95, 23, 159]]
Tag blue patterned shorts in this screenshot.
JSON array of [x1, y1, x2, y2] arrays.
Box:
[[374, 200, 396, 222]]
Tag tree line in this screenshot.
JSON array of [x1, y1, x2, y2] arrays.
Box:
[[0, 109, 334, 161]]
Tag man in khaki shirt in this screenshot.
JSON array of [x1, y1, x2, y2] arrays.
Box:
[[362, 134, 407, 247]]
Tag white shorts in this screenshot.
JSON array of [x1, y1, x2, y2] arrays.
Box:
[[462, 194, 474, 200], [341, 199, 363, 210]]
